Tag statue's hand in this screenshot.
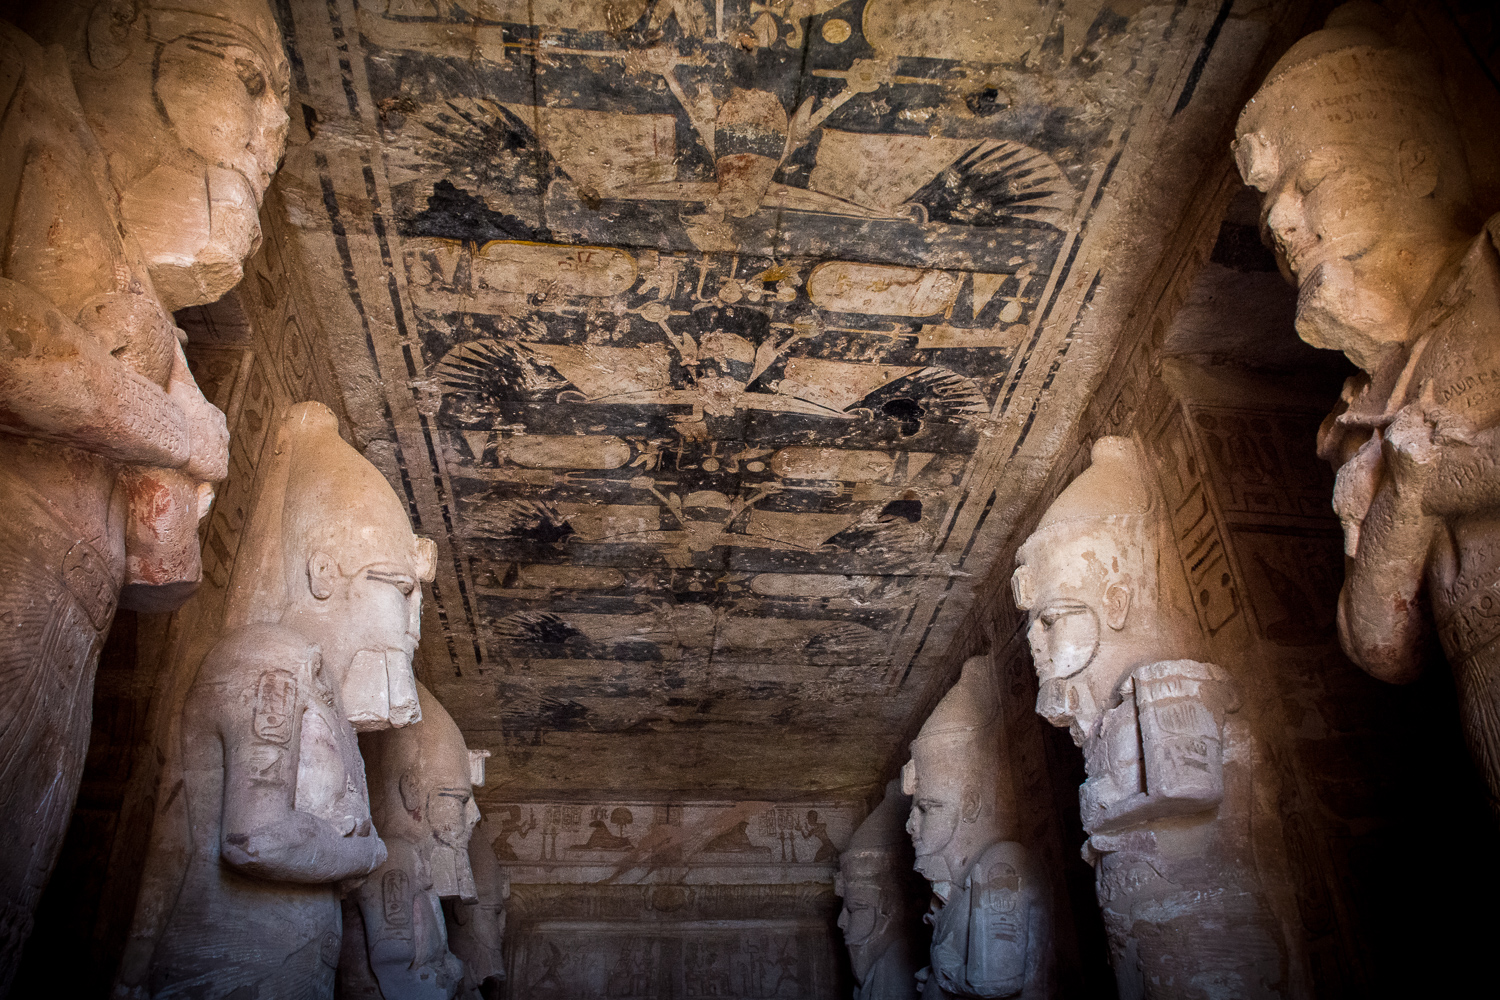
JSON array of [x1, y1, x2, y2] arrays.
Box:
[[1332, 433, 1384, 557], [1383, 403, 1445, 496], [166, 342, 229, 482]]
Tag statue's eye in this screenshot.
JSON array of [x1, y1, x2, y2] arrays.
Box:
[[365, 570, 417, 596], [1296, 160, 1332, 195], [236, 58, 266, 98]]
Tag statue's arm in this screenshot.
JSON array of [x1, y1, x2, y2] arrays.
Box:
[[217, 672, 386, 882], [0, 276, 191, 467], [355, 850, 449, 1000], [1336, 419, 1437, 683], [1131, 661, 1228, 814], [963, 842, 1043, 998]]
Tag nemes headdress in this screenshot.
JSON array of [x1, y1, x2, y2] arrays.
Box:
[[60, 0, 291, 93], [1233, 1, 1461, 194]]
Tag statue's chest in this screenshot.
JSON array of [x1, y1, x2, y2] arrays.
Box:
[[295, 699, 370, 824]]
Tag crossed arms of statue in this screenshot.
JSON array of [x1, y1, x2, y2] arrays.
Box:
[[0, 276, 226, 479], [931, 842, 1049, 998], [216, 642, 386, 882], [352, 841, 463, 999], [1328, 392, 1500, 683], [1081, 660, 1235, 835]]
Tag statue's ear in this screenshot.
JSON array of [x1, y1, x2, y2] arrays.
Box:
[[1104, 583, 1132, 631], [961, 788, 982, 824], [399, 771, 421, 814], [87, 0, 143, 71], [414, 537, 438, 583], [1398, 139, 1439, 199], [307, 551, 338, 600]]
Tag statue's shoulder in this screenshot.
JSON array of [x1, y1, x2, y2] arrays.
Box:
[[1411, 224, 1500, 414], [971, 840, 1035, 884], [194, 622, 321, 692]]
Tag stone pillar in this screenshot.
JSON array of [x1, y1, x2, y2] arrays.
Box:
[[1013, 436, 1286, 998], [0, 1, 288, 985], [902, 656, 1053, 999]]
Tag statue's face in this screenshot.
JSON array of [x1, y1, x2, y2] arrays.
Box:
[[347, 560, 424, 658], [103, 20, 290, 308], [331, 559, 424, 729], [155, 31, 289, 200], [1252, 143, 1417, 371], [1024, 598, 1099, 684], [1014, 523, 1143, 735], [835, 880, 887, 981], [904, 760, 964, 882], [429, 782, 482, 851], [426, 780, 481, 899]]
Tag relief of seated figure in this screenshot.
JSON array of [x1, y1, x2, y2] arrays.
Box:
[[0, 0, 287, 983], [126, 402, 437, 1000], [1013, 436, 1285, 999], [902, 657, 1053, 999]]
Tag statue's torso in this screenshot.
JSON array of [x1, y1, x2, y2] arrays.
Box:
[[1397, 221, 1500, 662], [152, 626, 372, 999]]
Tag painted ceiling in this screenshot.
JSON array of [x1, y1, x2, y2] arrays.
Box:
[[249, 0, 1285, 802]]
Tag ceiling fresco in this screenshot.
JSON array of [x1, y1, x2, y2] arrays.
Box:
[[257, 0, 1282, 799]]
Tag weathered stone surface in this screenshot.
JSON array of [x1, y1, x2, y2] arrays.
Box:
[[904, 656, 1053, 999], [1237, 1, 1500, 822], [259, 0, 1278, 803], [503, 882, 844, 999], [835, 778, 921, 1000], [116, 402, 436, 999], [0, 1, 285, 985], [1015, 436, 1285, 998], [445, 816, 509, 1000], [14, 0, 1500, 996], [340, 682, 481, 1000]]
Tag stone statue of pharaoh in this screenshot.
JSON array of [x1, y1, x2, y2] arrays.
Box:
[[835, 778, 921, 1000], [141, 402, 436, 999], [0, 0, 286, 982], [902, 657, 1052, 999], [444, 815, 509, 1000], [1013, 436, 1283, 999], [339, 681, 483, 1000], [1236, 3, 1500, 815]]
